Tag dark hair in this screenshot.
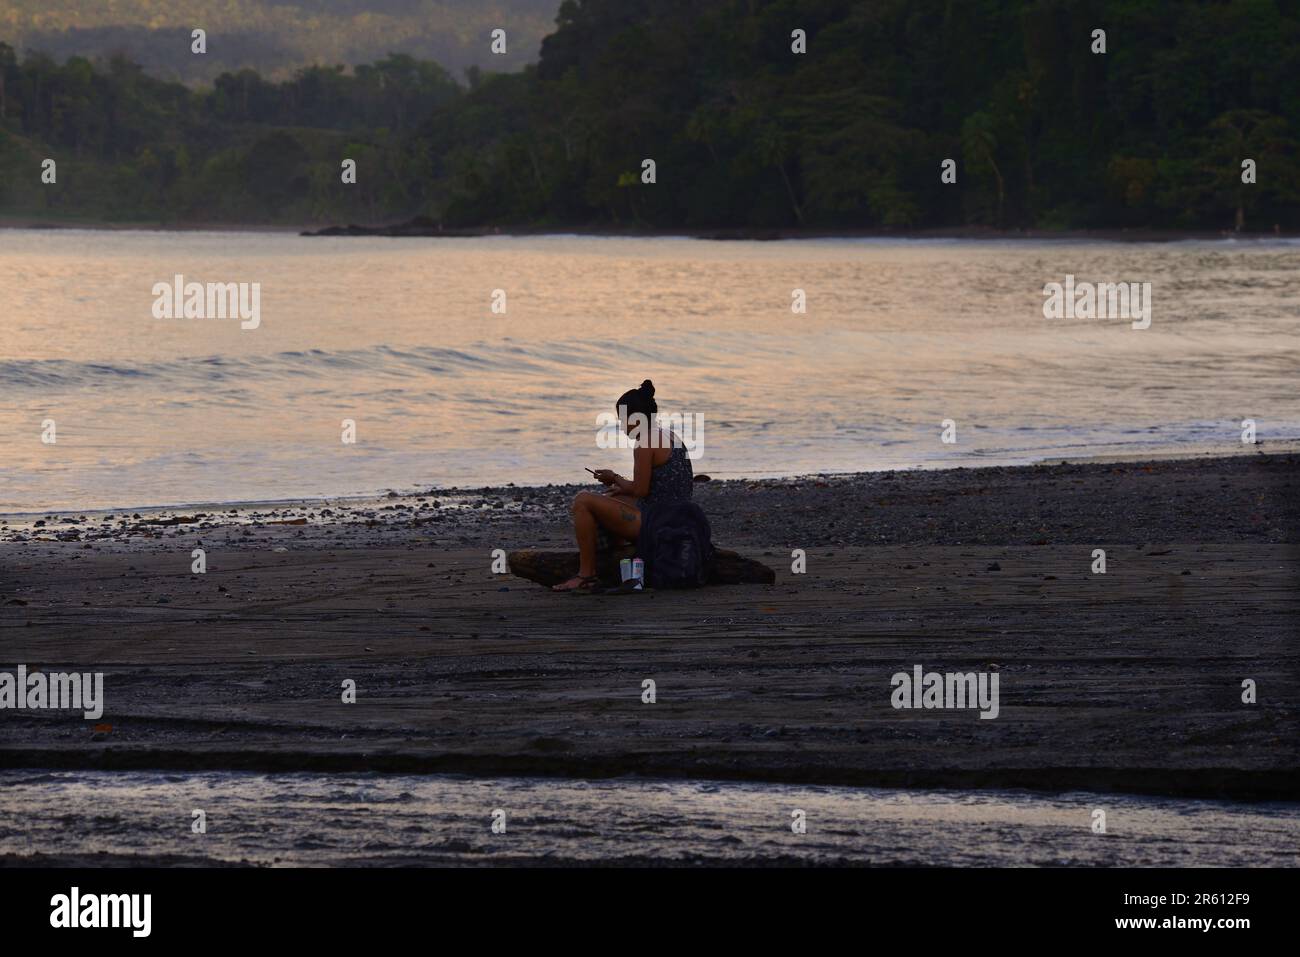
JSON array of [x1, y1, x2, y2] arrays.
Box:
[[616, 379, 657, 419]]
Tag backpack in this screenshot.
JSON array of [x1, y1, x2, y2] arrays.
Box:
[[638, 501, 714, 589]]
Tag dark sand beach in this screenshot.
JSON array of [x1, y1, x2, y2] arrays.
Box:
[[2, 452, 1297, 806]]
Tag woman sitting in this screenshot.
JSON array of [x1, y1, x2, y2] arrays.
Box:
[[553, 379, 693, 592]]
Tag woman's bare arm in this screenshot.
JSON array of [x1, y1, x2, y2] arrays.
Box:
[[608, 446, 653, 498]]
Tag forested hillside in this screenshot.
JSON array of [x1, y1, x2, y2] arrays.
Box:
[[1, 0, 1297, 231], [0, 0, 553, 82]]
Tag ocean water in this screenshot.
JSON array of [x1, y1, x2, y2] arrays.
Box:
[[1, 770, 1296, 867], [2, 230, 1298, 512]]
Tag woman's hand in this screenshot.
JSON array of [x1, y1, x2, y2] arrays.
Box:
[[592, 469, 617, 486]]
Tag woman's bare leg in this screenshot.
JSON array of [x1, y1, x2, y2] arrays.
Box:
[[603, 493, 639, 540], [554, 491, 641, 590]]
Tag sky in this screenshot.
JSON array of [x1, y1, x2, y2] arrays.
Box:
[[0, 0, 564, 83]]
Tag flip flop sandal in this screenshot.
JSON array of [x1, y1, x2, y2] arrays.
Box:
[[552, 574, 600, 593], [600, 580, 645, 595]]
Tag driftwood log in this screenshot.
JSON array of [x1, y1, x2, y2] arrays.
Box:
[[507, 542, 776, 588]]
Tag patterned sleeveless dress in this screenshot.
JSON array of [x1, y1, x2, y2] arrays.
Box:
[[636, 435, 694, 513]]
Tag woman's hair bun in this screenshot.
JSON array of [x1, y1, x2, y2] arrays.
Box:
[[616, 380, 657, 417]]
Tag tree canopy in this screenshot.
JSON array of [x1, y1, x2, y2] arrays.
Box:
[[2, 0, 1297, 231]]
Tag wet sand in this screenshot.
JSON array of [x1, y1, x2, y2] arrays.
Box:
[[1, 452, 1297, 799], [3, 770, 1297, 867]]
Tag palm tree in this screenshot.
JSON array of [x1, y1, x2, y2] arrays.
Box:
[[755, 122, 804, 224], [962, 111, 1005, 226], [1205, 109, 1292, 232]]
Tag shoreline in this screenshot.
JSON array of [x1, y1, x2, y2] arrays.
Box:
[[1, 216, 1295, 243], [6, 770, 1294, 867], [4, 442, 1296, 526], [1, 748, 1295, 802]]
